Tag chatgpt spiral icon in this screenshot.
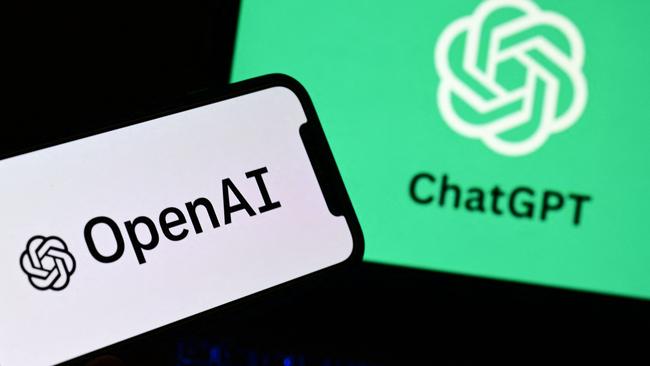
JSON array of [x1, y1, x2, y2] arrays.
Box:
[[434, 0, 587, 156], [20, 236, 76, 291]]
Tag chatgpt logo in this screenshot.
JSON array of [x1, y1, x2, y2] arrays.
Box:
[[20, 236, 76, 291], [434, 0, 587, 156]]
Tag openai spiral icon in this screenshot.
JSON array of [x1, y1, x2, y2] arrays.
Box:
[[20, 236, 76, 291], [434, 0, 587, 156]]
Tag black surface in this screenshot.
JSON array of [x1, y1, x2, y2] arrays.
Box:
[[69, 261, 649, 365]]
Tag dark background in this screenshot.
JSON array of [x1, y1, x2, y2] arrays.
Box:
[[7, 1, 648, 364], [5, 1, 237, 158]]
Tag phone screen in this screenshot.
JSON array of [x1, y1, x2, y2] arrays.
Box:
[[0, 76, 362, 365]]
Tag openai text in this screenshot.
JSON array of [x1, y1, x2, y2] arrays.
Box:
[[84, 166, 281, 264]]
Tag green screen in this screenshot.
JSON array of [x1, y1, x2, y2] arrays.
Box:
[[232, 0, 650, 300]]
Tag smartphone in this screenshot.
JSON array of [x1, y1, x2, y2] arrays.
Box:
[[0, 74, 363, 366]]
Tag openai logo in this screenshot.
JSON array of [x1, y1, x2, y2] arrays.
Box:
[[434, 0, 587, 156], [20, 236, 76, 291]]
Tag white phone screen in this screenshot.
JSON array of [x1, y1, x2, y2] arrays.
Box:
[[0, 79, 360, 365]]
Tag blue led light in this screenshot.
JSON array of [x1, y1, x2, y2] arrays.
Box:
[[283, 356, 293, 366], [209, 345, 222, 365]]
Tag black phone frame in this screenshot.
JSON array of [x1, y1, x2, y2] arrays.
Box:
[[1, 74, 363, 365]]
